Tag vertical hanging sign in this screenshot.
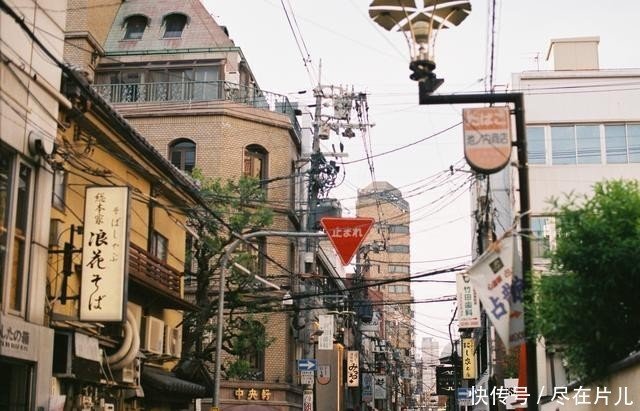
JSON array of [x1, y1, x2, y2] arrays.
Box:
[[318, 314, 334, 350], [80, 186, 130, 322], [347, 351, 359, 387], [457, 274, 481, 329], [462, 338, 476, 379]]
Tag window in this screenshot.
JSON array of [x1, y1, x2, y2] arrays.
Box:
[[123, 15, 148, 40], [527, 126, 546, 164], [531, 123, 640, 165], [52, 168, 66, 210], [388, 264, 410, 274], [0, 146, 33, 313], [0, 359, 34, 410], [169, 139, 196, 172], [163, 13, 187, 38], [243, 144, 268, 186], [605, 124, 640, 164], [531, 216, 555, 259], [387, 244, 409, 253], [238, 321, 266, 380], [150, 231, 168, 262], [576, 125, 601, 164], [243, 238, 266, 277], [388, 225, 409, 234], [551, 126, 576, 165], [388, 284, 410, 293]]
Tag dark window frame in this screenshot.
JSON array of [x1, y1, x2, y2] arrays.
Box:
[[123, 15, 148, 40], [169, 139, 196, 173], [163, 13, 188, 38]]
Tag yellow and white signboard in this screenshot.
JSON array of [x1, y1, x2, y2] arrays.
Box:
[[80, 186, 130, 321]]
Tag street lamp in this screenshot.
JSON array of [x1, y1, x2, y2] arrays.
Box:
[[368, 0, 471, 95]]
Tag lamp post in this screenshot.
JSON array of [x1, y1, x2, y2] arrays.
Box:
[[368, 2, 538, 410], [368, 0, 471, 95], [212, 230, 327, 408]]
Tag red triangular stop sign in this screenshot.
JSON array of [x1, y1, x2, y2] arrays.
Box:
[[320, 217, 375, 265]]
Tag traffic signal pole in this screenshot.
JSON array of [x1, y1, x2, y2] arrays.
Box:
[[419, 92, 537, 411]]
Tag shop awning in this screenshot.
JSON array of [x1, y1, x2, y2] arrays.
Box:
[[142, 367, 206, 397]]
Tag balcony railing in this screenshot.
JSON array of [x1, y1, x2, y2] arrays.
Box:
[[93, 80, 301, 138], [128, 242, 181, 298]]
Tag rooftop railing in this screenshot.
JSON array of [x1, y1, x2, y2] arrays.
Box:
[[93, 80, 301, 139]]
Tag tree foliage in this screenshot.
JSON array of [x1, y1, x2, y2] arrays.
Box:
[[530, 179, 640, 380], [181, 170, 276, 371]]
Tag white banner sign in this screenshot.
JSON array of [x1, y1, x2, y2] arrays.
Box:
[[467, 235, 524, 348], [347, 351, 359, 387], [80, 186, 130, 321], [457, 273, 481, 328], [374, 375, 387, 399], [318, 314, 334, 350]]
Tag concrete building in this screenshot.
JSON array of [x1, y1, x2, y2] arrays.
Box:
[[356, 181, 415, 410], [512, 36, 640, 409], [0, 1, 65, 409], [420, 337, 440, 407], [470, 37, 640, 409]]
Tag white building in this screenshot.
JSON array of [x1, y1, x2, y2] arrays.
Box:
[[511, 37, 640, 408], [420, 337, 439, 403]]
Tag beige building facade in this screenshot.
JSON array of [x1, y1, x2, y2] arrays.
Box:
[[59, 0, 307, 409]]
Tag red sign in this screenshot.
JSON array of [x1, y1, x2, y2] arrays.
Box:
[[320, 217, 375, 265]]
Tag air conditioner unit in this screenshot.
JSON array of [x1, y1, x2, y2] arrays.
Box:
[[163, 325, 183, 358], [142, 316, 165, 355]]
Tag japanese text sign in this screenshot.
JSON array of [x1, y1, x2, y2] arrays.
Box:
[[462, 338, 476, 379], [320, 217, 374, 265], [347, 350, 359, 387], [80, 186, 130, 321], [463, 106, 512, 173]]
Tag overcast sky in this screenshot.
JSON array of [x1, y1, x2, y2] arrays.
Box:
[[204, 0, 640, 350]]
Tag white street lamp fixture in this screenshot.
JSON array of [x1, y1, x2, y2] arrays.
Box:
[[368, 0, 471, 94]]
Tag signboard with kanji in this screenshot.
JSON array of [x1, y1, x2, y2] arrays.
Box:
[[320, 217, 375, 265], [462, 338, 476, 379], [463, 106, 512, 173], [80, 186, 130, 321], [457, 274, 481, 329], [347, 351, 359, 387]]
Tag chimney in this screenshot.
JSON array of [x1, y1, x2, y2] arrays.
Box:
[[545, 36, 600, 70]]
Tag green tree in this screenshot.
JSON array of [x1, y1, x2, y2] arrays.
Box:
[[530, 179, 640, 380], [181, 170, 276, 374]]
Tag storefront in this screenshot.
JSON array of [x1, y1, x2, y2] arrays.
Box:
[[0, 313, 54, 410]]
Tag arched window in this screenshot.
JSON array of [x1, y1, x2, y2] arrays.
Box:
[[163, 13, 188, 38], [123, 15, 148, 40], [238, 321, 266, 380], [168, 139, 196, 172], [243, 144, 268, 185]]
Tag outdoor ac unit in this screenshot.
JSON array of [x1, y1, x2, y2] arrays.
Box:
[[163, 325, 183, 358], [142, 316, 165, 355]]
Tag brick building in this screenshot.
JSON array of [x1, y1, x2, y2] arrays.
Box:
[[58, 0, 307, 409]]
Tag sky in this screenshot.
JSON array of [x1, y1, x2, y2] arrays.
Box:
[[204, 0, 640, 351]]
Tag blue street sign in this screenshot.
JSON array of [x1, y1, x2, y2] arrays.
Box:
[[297, 359, 318, 371]]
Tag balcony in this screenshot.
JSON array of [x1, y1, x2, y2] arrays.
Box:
[[93, 80, 302, 141], [128, 243, 196, 310]]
